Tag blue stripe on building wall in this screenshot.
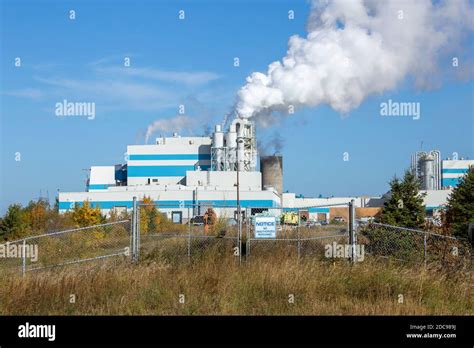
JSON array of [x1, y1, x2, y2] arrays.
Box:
[[127, 165, 211, 177], [442, 168, 468, 174], [129, 154, 211, 160], [284, 207, 330, 213], [59, 199, 279, 210], [426, 206, 445, 211], [58, 201, 448, 212], [88, 184, 112, 190], [442, 178, 460, 187]]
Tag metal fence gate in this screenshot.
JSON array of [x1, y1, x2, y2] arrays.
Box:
[[135, 200, 241, 264], [245, 203, 351, 260]]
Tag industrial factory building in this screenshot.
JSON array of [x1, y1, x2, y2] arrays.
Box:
[[59, 118, 383, 223], [58, 121, 472, 224], [59, 117, 383, 223], [411, 150, 473, 214], [411, 150, 474, 190], [60, 119, 282, 222]]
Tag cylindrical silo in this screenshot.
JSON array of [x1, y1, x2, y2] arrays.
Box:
[[421, 154, 435, 190], [225, 124, 237, 170], [213, 125, 224, 171], [260, 155, 283, 196], [237, 139, 245, 171], [213, 124, 224, 147]]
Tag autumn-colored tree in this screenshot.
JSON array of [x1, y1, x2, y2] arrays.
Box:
[[139, 196, 168, 233], [25, 199, 49, 233], [70, 201, 104, 227], [44, 208, 76, 231]]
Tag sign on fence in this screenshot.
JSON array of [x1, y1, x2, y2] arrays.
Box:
[[254, 216, 276, 239]]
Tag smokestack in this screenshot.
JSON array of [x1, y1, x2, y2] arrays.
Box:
[[260, 155, 283, 196]]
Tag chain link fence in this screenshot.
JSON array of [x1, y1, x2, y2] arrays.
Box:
[[137, 202, 240, 264], [2, 199, 471, 274], [246, 205, 349, 260], [357, 221, 472, 268], [0, 220, 131, 275]]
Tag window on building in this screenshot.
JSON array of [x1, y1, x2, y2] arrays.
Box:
[[171, 211, 183, 224], [251, 208, 268, 216]]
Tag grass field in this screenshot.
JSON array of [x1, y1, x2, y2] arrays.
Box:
[[0, 252, 472, 315]]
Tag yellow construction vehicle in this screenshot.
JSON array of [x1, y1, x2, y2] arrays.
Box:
[[280, 212, 299, 226]]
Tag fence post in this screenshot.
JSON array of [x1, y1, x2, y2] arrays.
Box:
[[129, 209, 134, 261], [349, 200, 357, 263], [423, 232, 427, 267], [239, 209, 245, 265], [297, 212, 301, 259], [22, 239, 26, 277], [247, 210, 251, 261], [188, 206, 191, 262], [136, 201, 140, 262], [132, 196, 137, 262]]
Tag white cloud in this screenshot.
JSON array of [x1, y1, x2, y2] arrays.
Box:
[[96, 66, 221, 86], [2, 88, 43, 99], [4, 56, 222, 112], [33, 76, 178, 110]]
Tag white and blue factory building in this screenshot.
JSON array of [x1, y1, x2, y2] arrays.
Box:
[[410, 150, 474, 213], [59, 119, 294, 222], [58, 119, 473, 222]]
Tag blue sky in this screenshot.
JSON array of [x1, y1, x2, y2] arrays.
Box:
[[1, 0, 473, 213]]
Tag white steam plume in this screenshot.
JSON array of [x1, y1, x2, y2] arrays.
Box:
[[145, 115, 195, 144], [236, 0, 474, 119]]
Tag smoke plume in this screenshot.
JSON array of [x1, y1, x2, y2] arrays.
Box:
[[144, 115, 195, 144], [236, 0, 474, 119], [258, 131, 285, 156]]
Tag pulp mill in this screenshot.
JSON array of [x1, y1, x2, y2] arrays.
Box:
[[58, 117, 471, 223]]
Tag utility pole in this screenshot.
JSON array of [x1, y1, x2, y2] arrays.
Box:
[[349, 199, 357, 263], [236, 137, 243, 262]]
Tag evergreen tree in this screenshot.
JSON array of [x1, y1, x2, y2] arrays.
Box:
[[0, 204, 31, 239], [445, 168, 474, 238], [377, 170, 426, 228]]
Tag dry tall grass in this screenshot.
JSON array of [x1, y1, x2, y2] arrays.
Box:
[[0, 253, 472, 315]]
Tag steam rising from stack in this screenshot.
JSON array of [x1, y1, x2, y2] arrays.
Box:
[[236, 0, 474, 120], [145, 115, 193, 144]]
